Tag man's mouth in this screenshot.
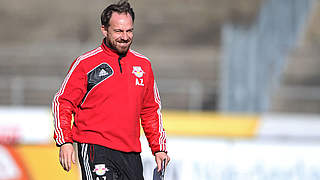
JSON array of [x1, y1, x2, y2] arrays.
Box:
[[117, 41, 130, 47]]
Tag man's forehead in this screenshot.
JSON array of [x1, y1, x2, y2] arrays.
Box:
[[110, 12, 133, 25]]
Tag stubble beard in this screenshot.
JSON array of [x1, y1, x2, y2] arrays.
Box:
[[106, 36, 132, 55]]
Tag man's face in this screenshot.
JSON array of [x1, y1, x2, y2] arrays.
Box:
[[101, 12, 133, 55]]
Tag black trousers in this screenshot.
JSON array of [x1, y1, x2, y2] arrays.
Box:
[[77, 143, 144, 180]]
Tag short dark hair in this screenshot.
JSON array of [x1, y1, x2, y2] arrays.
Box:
[[101, 0, 135, 27]]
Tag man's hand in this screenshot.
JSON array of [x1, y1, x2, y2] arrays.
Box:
[[155, 152, 170, 172], [59, 143, 76, 172]]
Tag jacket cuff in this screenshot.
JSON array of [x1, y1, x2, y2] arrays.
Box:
[[153, 150, 168, 156], [56, 142, 73, 147]]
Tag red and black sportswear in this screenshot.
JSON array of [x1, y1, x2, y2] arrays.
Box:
[[52, 40, 167, 154]]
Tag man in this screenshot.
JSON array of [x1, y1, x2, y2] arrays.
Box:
[[52, 1, 170, 179]]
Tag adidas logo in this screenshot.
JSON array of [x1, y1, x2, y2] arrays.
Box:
[[99, 69, 109, 76]]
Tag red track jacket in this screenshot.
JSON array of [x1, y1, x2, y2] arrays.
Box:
[[52, 40, 167, 154]]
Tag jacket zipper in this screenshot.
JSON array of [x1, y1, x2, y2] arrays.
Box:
[[118, 55, 124, 73]]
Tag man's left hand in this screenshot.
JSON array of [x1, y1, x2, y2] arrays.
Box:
[[155, 152, 170, 172]]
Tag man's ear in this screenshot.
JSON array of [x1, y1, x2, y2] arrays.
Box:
[[101, 25, 108, 36]]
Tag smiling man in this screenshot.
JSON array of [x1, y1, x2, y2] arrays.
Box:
[[102, 11, 133, 55], [52, 1, 170, 179]]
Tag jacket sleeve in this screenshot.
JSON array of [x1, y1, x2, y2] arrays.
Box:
[[52, 58, 87, 146], [140, 63, 167, 155]]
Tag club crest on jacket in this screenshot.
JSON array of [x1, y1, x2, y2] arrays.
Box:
[[132, 66, 144, 78]]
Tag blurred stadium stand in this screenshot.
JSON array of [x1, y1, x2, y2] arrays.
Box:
[[0, 0, 319, 113]]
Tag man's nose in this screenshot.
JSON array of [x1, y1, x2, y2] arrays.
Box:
[[121, 32, 129, 41]]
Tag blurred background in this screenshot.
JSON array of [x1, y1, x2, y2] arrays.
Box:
[[1, 0, 320, 179]]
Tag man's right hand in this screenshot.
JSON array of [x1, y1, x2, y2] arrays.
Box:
[[59, 143, 76, 171]]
